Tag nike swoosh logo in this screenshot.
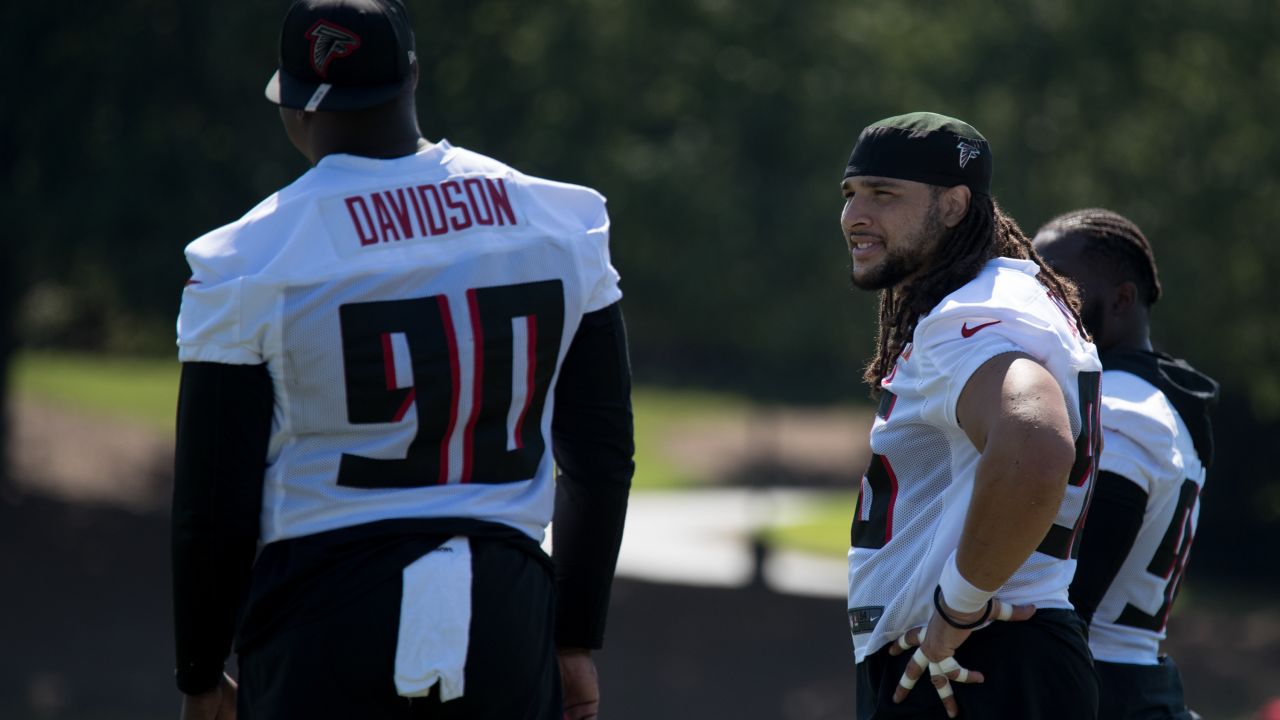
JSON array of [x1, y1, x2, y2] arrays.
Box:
[[961, 320, 1001, 338]]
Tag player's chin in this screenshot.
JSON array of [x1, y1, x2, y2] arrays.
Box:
[[849, 262, 891, 291]]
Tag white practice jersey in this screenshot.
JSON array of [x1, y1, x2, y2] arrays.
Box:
[[1089, 370, 1207, 664], [176, 141, 621, 545], [847, 257, 1103, 662]]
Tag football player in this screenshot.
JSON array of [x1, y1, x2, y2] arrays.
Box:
[[171, 1, 633, 718], [1035, 208, 1217, 720], [842, 112, 1102, 719]]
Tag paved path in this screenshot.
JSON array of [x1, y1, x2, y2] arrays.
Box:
[[610, 489, 849, 599]]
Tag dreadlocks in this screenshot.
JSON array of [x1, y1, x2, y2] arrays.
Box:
[[864, 194, 1087, 391], [1037, 208, 1162, 306]]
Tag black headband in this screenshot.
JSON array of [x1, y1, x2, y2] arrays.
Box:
[[844, 112, 993, 196]]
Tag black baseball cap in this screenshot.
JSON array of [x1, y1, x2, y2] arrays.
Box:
[[844, 112, 993, 196], [265, 0, 416, 112]]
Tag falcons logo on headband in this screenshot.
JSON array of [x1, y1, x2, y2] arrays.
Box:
[[306, 20, 361, 78], [957, 141, 981, 169]]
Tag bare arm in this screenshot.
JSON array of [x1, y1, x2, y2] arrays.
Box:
[[954, 352, 1076, 591]]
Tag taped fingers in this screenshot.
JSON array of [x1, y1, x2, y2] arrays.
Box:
[[929, 661, 959, 718], [936, 655, 984, 684], [889, 626, 925, 656], [990, 599, 1036, 623], [892, 648, 930, 703], [994, 599, 1012, 621], [901, 648, 928, 689]]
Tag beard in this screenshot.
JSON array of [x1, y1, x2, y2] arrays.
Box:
[[849, 202, 947, 291], [1080, 295, 1106, 340]]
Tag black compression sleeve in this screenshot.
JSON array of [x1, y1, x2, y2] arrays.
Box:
[[1068, 471, 1148, 625], [172, 362, 273, 694], [551, 302, 635, 649]]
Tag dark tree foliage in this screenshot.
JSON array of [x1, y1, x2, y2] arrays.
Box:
[[7, 0, 1280, 577], [0, 242, 10, 493]]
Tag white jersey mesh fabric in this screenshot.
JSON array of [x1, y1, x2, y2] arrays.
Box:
[[847, 257, 1102, 662]]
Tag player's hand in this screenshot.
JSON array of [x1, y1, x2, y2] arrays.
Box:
[[888, 598, 1035, 718], [558, 648, 600, 720], [179, 672, 237, 720]]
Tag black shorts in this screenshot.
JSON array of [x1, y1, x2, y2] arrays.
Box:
[[237, 529, 560, 720], [856, 609, 1099, 720], [1096, 656, 1194, 720]]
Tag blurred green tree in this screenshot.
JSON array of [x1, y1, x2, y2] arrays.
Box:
[[7, 0, 1279, 577]]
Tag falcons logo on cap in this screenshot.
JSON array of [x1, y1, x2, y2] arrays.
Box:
[[957, 141, 981, 169], [306, 20, 361, 78]]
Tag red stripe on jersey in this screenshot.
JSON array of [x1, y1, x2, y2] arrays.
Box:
[[1067, 488, 1093, 562], [880, 455, 899, 544], [437, 296, 461, 484], [1161, 541, 1194, 626], [512, 315, 537, 450], [381, 332, 396, 390], [1161, 506, 1192, 580], [392, 389, 416, 423], [1073, 456, 1095, 488], [461, 289, 484, 483]]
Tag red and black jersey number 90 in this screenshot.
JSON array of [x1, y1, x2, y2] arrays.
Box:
[[334, 279, 565, 488]]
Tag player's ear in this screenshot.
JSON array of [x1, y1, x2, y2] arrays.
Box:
[[939, 185, 971, 229], [279, 106, 315, 163], [1112, 280, 1138, 315]]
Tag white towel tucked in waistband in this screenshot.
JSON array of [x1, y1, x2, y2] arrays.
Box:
[[394, 536, 472, 701]]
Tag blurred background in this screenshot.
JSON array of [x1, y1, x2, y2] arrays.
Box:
[[3, 0, 1279, 718]]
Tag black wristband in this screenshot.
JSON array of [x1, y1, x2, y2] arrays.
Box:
[[933, 585, 993, 630]]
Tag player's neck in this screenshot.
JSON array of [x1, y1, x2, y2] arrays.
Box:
[[305, 103, 426, 163], [1104, 326, 1153, 354], [310, 127, 425, 163]]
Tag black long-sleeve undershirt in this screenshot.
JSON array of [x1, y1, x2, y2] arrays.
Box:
[[1068, 471, 1149, 625], [552, 302, 635, 649], [172, 361, 273, 694]]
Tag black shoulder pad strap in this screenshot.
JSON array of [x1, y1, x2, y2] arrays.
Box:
[[1100, 349, 1219, 469]]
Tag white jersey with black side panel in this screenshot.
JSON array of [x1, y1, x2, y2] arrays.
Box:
[[1088, 370, 1206, 664], [847, 257, 1103, 663], [176, 141, 622, 545]]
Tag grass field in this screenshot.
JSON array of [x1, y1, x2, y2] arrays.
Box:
[[9, 352, 752, 492], [10, 351, 854, 553], [11, 352, 181, 431], [764, 493, 857, 559]]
